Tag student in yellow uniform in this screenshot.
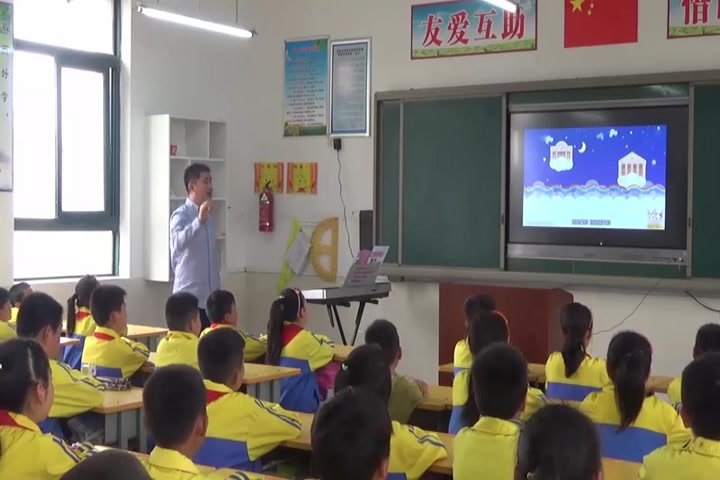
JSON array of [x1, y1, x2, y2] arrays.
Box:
[[61, 449, 152, 480], [8, 281, 32, 324], [335, 344, 447, 480], [203, 289, 267, 362], [579, 331, 691, 464], [154, 292, 202, 369], [516, 404, 602, 480], [640, 352, 720, 479], [63, 275, 100, 370], [16, 292, 105, 441], [666, 323, 720, 406], [365, 319, 427, 424], [82, 285, 152, 379], [0, 288, 16, 342], [451, 311, 546, 434], [545, 303, 610, 405], [141, 364, 259, 480], [266, 288, 335, 413], [453, 294, 495, 376], [194, 327, 301, 471], [453, 343, 526, 480], [312, 387, 392, 480], [0, 338, 94, 478]]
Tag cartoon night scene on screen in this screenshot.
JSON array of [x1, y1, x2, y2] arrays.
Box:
[[522, 125, 667, 231]]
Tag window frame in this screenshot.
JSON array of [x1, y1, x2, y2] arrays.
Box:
[[13, 0, 122, 277]]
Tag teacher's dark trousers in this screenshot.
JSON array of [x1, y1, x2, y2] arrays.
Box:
[[199, 308, 211, 331]]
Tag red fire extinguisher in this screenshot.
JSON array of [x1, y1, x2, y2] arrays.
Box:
[[259, 182, 274, 233]]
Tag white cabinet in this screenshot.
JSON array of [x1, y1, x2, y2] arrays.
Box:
[[145, 115, 228, 281]]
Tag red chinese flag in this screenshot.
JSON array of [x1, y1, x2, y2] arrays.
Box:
[[564, 0, 638, 48]]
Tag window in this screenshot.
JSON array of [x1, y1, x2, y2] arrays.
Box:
[[15, 0, 114, 54], [13, 0, 121, 279]]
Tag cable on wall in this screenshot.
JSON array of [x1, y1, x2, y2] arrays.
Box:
[[336, 149, 355, 259]]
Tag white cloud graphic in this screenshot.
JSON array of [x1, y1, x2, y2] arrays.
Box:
[[550, 155, 573, 172], [543, 135, 554, 144], [609, 129, 618, 138], [596, 132, 605, 140], [618, 172, 647, 188]]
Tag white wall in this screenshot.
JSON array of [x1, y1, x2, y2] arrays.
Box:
[[6, 0, 720, 384], [231, 0, 720, 383]]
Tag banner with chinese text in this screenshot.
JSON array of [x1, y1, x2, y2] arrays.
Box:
[[283, 37, 329, 137], [0, 2, 11, 191], [668, 0, 720, 38], [411, 0, 536, 59]]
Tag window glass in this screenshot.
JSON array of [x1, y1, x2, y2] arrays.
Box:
[[15, 0, 114, 54]]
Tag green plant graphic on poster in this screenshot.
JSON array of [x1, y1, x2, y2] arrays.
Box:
[[0, 1, 12, 191]]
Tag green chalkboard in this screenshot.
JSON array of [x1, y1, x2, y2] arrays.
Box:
[[376, 96, 503, 268], [376, 102, 400, 264], [691, 85, 720, 278]]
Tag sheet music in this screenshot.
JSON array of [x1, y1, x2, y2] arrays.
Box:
[[343, 246, 389, 287]]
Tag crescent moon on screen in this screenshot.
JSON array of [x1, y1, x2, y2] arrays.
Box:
[[578, 141, 587, 153]]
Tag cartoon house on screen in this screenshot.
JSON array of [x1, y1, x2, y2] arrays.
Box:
[[550, 141, 573, 163], [617, 152, 648, 188]]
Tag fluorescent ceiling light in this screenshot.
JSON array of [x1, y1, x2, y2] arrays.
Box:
[[137, 4, 254, 39], [483, 0, 518, 13]]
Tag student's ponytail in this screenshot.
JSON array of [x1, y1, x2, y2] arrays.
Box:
[[606, 331, 652, 431], [559, 303, 593, 378], [266, 288, 304, 366], [334, 344, 392, 405], [67, 275, 99, 336], [461, 312, 510, 427], [66, 293, 78, 335]]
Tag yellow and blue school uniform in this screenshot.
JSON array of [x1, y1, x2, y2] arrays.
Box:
[[9, 306, 18, 325], [388, 421, 447, 480], [449, 369, 546, 434], [276, 323, 333, 413], [640, 436, 720, 479], [63, 307, 98, 370], [667, 376, 682, 406], [201, 323, 267, 362], [194, 379, 301, 471], [0, 320, 16, 342], [141, 446, 259, 480], [453, 416, 521, 480], [579, 386, 692, 463], [154, 331, 200, 369], [39, 360, 106, 437], [0, 410, 94, 478], [545, 352, 610, 405], [81, 326, 149, 379]]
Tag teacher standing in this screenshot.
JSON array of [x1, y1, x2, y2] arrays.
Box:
[[170, 163, 220, 330]]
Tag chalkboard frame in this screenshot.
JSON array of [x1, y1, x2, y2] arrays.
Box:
[[375, 69, 720, 285]]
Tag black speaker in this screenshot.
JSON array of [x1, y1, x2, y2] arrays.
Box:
[[359, 210, 374, 251]]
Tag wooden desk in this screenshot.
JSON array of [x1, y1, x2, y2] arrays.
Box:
[[442, 362, 673, 395], [126, 325, 167, 350], [92, 388, 146, 453], [528, 363, 546, 383], [647, 375, 673, 395], [333, 344, 354, 362], [440, 362, 548, 383], [603, 459, 641, 480], [418, 385, 452, 412], [60, 337, 81, 347], [147, 353, 300, 403]]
